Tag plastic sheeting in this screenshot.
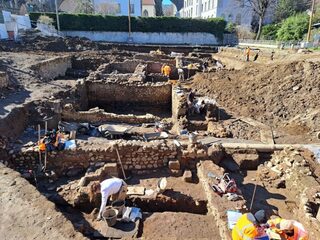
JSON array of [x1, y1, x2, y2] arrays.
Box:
[[15, 15, 31, 30], [0, 23, 8, 39], [304, 145, 320, 163]]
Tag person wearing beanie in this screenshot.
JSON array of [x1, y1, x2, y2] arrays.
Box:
[[268, 218, 308, 240], [232, 210, 267, 240]]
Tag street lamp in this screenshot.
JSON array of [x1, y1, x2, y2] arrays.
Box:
[[127, 0, 133, 42], [55, 0, 60, 31]]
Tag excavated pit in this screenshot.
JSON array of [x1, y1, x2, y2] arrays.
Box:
[[2, 49, 320, 240]]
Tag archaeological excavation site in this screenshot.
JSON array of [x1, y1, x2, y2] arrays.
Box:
[[1, 37, 320, 240]]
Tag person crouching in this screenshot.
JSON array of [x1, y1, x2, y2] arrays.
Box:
[[90, 177, 127, 221]]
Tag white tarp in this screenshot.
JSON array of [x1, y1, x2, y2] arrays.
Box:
[[304, 145, 320, 163], [2, 11, 12, 22], [0, 23, 8, 39], [36, 23, 61, 37], [14, 15, 31, 30]]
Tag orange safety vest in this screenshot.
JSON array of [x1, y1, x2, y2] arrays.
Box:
[[232, 213, 259, 240], [163, 66, 171, 76], [246, 48, 251, 56], [268, 218, 308, 240]]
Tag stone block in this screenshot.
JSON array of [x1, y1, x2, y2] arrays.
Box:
[[183, 170, 193, 183], [168, 160, 180, 170], [207, 145, 224, 164], [232, 152, 259, 170], [169, 169, 182, 177], [0, 71, 8, 88], [102, 163, 118, 177]]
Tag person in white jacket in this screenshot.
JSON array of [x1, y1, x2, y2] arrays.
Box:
[[90, 177, 127, 220]]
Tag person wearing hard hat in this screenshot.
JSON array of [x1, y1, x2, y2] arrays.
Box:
[[232, 210, 267, 240], [268, 218, 308, 240]]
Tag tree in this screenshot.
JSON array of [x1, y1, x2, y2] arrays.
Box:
[[170, 0, 183, 11], [274, 0, 311, 22], [154, 0, 163, 16], [237, 0, 277, 40], [76, 0, 94, 14], [276, 13, 309, 41], [261, 23, 281, 39]]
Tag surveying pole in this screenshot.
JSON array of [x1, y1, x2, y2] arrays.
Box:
[[307, 0, 316, 42]]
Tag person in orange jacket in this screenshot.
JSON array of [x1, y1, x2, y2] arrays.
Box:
[[162, 65, 171, 79], [232, 210, 267, 240], [245, 47, 251, 62], [268, 218, 308, 240]]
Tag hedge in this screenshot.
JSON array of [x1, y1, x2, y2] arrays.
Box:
[[29, 13, 226, 40]]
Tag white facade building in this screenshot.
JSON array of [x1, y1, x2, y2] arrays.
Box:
[[142, 0, 156, 17], [181, 0, 273, 27], [93, 0, 142, 16]]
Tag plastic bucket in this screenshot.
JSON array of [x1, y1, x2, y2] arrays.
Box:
[[102, 208, 118, 227], [111, 200, 125, 217]]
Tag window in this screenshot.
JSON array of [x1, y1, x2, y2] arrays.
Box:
[[205, 2, 207, 11], [116, 3, 121, 14], [184, 0, 187, 7], [130, 4, 134, 14], [212, 0, 215, 9], [143, 9, 149, 17], [208, 0, 211, 9], [235, 14, 241, 24], [191, 8, 193, 16]]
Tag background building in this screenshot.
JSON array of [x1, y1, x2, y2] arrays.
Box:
[[180, 0, 274, 27], [93, 0, 141, 16], [142, 0, 156, 17]]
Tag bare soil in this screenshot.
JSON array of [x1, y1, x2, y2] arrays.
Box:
[[192, 52, 320, 144], [141, 212, 218, 240], [0, 164, 86, 240]]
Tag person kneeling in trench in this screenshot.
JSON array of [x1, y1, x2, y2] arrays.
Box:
[[90, 177, 127, 221]]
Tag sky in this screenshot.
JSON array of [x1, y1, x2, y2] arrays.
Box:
[[162, 0, 172, 5]]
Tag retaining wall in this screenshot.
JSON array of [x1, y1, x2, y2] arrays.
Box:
[[63, 31, 219, 45], [7, 140, 177, 175], [30, 56, 72, 80], [0, 105, 29, 139], [0, 71, 8, 88], [87, 81, 172, 107]]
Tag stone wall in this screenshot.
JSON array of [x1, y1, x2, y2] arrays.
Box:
[[86, 81, 172, 108], [0, 104, 29, 139], [30, 56, 71, 80], [62, 104, 160, 124], [172, 87, 188, 120], [0, 71, 8, 88], [7, 140, 178, 176]]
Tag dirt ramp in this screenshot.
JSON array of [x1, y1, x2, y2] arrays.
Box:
[[0, 164, 87, 240]]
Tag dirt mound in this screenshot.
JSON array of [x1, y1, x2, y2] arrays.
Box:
[[0, 35, 101, 52], [192, 59, 320, 143], [0, 164, 86, 240]]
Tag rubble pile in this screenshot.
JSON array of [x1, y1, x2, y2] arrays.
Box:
[[258, 148, 313, 189]]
